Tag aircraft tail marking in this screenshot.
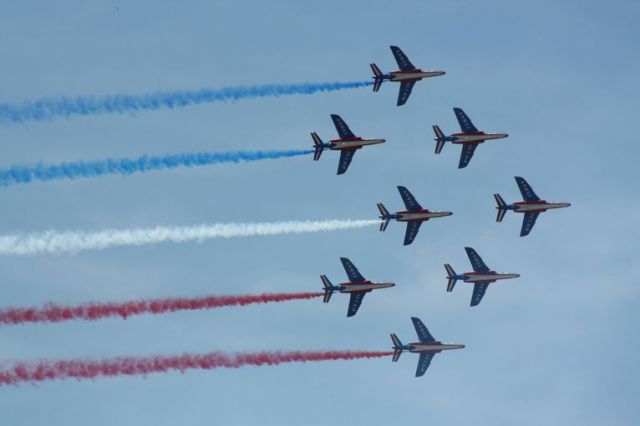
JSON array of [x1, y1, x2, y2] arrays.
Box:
[[311, 132, 324, 161], [390, 333, 403, 362], [433, 125, 446, 154], [377, 203, 390, 231], [321, 275, 334, 303], [494, 193, 507, 222], [370, 63, 384, 92], [444, 264, 458, 292]]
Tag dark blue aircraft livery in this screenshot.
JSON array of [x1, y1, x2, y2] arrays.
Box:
[[433, 108, 509, 168], [445, 247, 520, 306], [370, 46, 445, 106], [311, 115, 385, 175], [494, 176, 571, 236], [391, 317, 465, 377], [377, 186, 453, 245], [321, 258, 395, 317]]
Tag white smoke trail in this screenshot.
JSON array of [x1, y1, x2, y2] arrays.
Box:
[[0, 219, 379, 255]]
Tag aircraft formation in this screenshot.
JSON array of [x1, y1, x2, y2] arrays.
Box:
[[0, 45, 572, 384], [313, 45, 570, 377]]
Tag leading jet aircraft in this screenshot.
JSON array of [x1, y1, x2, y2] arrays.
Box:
[[321, 257, 395, 317], [495, 176, 571, 237], [377, 186, 453, 246], [390, 317, 465, 377], [311, 114, 386, 175], [433, 107, 509, 168], [445, 247, 520, 307], [370, 46, 445, 106]]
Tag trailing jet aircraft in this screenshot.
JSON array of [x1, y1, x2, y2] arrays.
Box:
[[370, 46, 445, 106], [311, 114, 385, 175], [494, 176, 571, 237], [445, 247, 520, 307], [390, 317, 464, 377], [377, 186, 453, 246], [433, 107, 509, 168], [321, 257, 395, 317]]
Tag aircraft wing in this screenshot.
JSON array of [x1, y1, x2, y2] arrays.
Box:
[[347, 292, 366, 317], [330, 114, 356, 139], [403, 221, 422, 246], [397, 186, 422, 210], [415, 352, 435, 377], [337, 150, 356, 175], [453, 107, 478, 132], [411, 317, 436, 343], [397, 81, 415, 106], [390, 46, 415, 71], [464, 247, 490, 272], [340, 257, 366, 282], [470, 282, 490, 307], [515, 176, 540, 201], [458, 144, 477, 169], [520, 212, 540, 237]]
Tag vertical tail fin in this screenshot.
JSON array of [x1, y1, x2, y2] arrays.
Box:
[[494, 194, 507, 222], [321, 275, 333, 303], [370, 63, 383, 92], [433, 125, 446, 154], [444, 264, 458, 292], [377, 203, 390, 232], [311, 132, 324, 161], [390, 333, 403, 362]]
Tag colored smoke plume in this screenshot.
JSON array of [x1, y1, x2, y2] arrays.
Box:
[[0, 292, 324, 325], [0, 219, 379, 255], [0, 81, 372, 124], [0, 149, 313, 187], [0, 350, 392, 386]]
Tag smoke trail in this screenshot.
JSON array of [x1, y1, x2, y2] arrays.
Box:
[[0, 149, 313, 187], [0, 219, 378, 256], [0, 350, 392, 386], [0, 81, 372, 124], [0, 292, 324, 325]]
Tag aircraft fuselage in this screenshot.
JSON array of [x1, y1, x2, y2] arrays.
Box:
[[406, 341, 465, 353], [388, 69, 446, 82], [329, 137, 386, 150], [461, 271, 520, 283], [337, 281, 395, 293], [451, 132, 509, 144], [512, 201, 571, 213], [394, 210, 453, 222]]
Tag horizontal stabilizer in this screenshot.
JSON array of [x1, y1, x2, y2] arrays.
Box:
[[311, 132, 324, 161], [390, 333, 403, 362], [380, 219, 390, 232], [494, 194, 507, 222], [433, 125, 446, 154], [321, 275, 333, 303], [444, 264, 457, 292]]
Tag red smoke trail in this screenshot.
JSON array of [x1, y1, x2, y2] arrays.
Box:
[[0, 292, 324, 325], [0, 350, 393, 386]]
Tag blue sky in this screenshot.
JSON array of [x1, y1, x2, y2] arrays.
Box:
[[0, 0, 638, 424]]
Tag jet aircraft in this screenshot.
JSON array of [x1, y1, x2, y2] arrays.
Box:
[[321, 257, 395, 317], [390, 317, 465, 377], [494, 176, 571, 237], [311, 114, 385, 175], [377, 186, 453, 246], [433, 107, 509, 168], [370, 45, 445, 106], [445, 247, 520, 306]]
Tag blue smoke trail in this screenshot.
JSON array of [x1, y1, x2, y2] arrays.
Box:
[[0, 81, 372, 124], [0, 149, 314, 187]]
